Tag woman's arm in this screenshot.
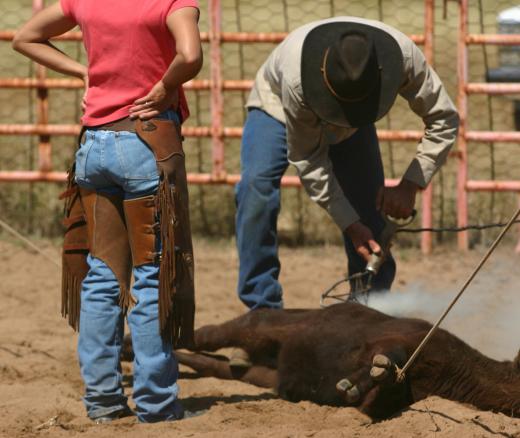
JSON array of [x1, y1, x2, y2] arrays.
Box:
[[129, 7, 203, 120], [163, 6, 203, 89], [12, 2, 87, 80]]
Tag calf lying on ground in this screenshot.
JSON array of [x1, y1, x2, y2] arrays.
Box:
[[123, 302, 520, 419]]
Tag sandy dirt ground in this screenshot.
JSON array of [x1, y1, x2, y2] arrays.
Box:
[[1, 237, 519, 438]]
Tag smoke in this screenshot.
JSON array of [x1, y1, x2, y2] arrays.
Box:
[[365, 286, 446, 318], [364, 282, 520, 361]]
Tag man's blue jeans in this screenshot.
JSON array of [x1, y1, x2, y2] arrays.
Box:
[[235, 108, 396, 309], [74, 111, 183, 423]]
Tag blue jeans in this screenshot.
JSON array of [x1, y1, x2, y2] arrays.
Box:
[[75, 111, 183, 423], [235, 108, 395, 309]]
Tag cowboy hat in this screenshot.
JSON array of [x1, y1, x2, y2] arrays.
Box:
[[301, 21, 404, 128]]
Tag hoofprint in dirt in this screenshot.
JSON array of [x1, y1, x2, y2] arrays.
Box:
[[0, 237, 519, 438]]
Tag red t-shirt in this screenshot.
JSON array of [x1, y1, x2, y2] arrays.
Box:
[[60, 0, 199, 126]]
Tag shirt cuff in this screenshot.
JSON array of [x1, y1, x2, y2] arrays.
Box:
[[402, 156, 437, 189], [326, 198, 360, 232]]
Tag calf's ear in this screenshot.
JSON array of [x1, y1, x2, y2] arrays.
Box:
[[514, 350, 520, 371]]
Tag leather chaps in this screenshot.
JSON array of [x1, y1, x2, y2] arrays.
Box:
[[60, 118, 195, 348]]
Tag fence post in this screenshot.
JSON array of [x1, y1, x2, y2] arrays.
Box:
[[209, 0, 225, 181], [457, 0, 469, 250], [517, 195, 520, 253], [421, 0, 435, 254], [33, 0, 52, 173]]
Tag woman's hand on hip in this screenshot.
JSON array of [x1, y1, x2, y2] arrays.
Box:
[[129, 7, 202, 121], [129, 81, 179, 120]]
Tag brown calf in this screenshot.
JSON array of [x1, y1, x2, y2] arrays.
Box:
[[169, 302, 520, 419]]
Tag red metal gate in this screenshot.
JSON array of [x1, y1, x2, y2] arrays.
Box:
[[1, 0, 518, 251], [457, 0, 520, 251]]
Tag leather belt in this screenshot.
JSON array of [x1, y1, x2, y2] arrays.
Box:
[[84, 116, 184, 141], [89, 117, 136, 132]]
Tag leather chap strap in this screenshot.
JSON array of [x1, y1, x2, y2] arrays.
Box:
[[136, 119, 195, 349], [124, 195, 158, 266], [60, 166, 89, 330], [80, 188, 134, 309]]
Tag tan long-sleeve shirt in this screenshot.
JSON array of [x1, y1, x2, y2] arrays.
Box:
[[246, 16, 459, 231]]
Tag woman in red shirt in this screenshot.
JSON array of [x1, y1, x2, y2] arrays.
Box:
[[13, 0, 202, 424]]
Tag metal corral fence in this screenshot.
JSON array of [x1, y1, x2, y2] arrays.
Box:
[[0, 0, 519, 251]]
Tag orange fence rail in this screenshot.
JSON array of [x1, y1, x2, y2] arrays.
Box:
[[457, 0, 520, 250], [0, 0, 437, 251], [1, 0, 519, 251]]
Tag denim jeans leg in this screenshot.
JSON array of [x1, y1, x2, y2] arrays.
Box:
[[235, 108, 289, 309], [127, 264, 182, 423], [78, 255, 128, 419], [329, 125, 396, 291], [119, 128, 181, 422], [75, 112, 183, 422]]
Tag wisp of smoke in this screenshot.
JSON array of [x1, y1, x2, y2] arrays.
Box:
[[364, 281, 520, 361], [365, 286, 446, 318]]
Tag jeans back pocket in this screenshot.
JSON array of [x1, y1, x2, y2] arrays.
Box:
[[116, 132, 159, 180], [74, 132, 95, 179]]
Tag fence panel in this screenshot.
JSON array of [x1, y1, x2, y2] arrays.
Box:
[[0, 0, 518, 249]]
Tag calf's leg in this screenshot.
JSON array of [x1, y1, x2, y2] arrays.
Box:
[[122, 309, 311, 362], [176, 351, 277, 388], [194, 309, 309, 355]]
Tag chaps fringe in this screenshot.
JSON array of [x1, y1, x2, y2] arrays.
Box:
[[173, 185, 195, 349], [118, 285, 134, 311], [60, 167, 89, 331], [156, 174, 195, 348], [173, 248, 195, 349], [61, 266, 82, 330], [135, 119, 196, 348], [156, 175, 177, 345]]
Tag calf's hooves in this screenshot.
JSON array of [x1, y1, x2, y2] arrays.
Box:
[[336, 378, 353, 392], [336, 378, 361, 403], [345, 385, 361, 403], [370, 354, 394, 382], [372, 354, 392, 368]]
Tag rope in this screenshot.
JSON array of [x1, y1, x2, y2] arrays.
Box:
[[395, 205, 520, 383], [397, 219, 520, 234], [0, 217, 61, 269]]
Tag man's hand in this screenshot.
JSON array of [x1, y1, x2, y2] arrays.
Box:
[[344, 221, 381, 263], [129, 80, 179, 120], [376, 179, 419, 219]]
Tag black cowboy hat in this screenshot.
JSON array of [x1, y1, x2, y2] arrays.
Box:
[[301, 21, 404, 128]]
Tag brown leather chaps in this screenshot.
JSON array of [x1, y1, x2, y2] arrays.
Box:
[[60, 119, 195, 348]]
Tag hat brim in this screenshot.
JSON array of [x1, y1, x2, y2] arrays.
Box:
[[301, 22, 404, 128]]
